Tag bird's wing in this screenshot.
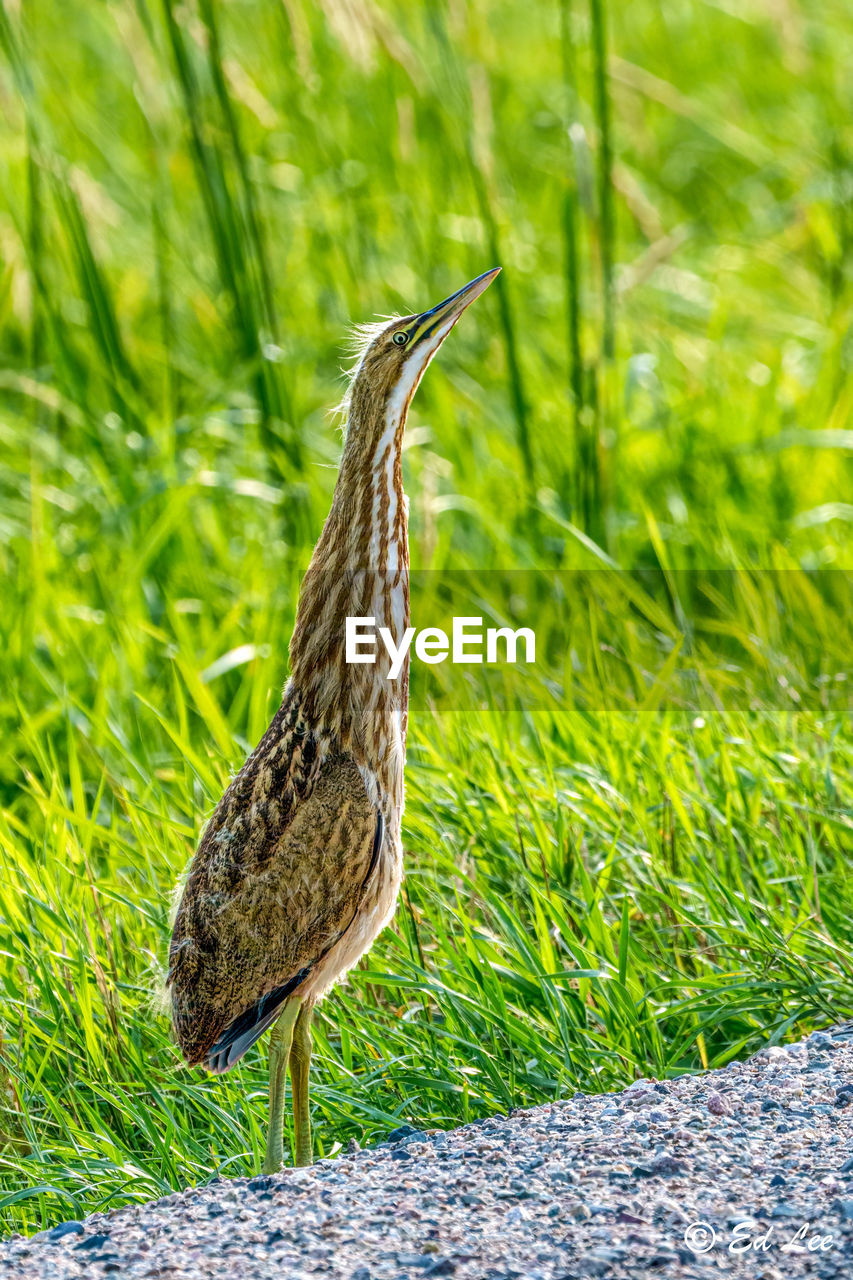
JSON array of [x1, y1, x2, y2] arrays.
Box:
[[168, 700, 380, 1069], [204, 803, 383, 1074]]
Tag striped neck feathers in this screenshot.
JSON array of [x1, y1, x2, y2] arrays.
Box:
[[288, 351, 417, 759]]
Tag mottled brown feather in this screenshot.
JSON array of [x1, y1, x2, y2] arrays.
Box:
[[169, 687, 379, 1064]]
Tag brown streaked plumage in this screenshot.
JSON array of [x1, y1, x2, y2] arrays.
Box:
[[167, 267, 500, 1170]]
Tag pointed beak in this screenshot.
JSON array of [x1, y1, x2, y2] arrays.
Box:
[[410, 267, 500, 348]]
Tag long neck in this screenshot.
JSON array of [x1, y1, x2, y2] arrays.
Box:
[[288, 376, 410, 790]]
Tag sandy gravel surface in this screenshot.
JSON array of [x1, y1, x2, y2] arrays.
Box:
[[3, 1026, 852, 1279]]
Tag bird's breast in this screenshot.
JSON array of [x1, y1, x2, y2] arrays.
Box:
[[297, 782, 403, 1004], [358, 703, 406, 817]]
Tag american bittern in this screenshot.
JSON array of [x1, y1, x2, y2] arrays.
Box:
[[167, 268, 499, 1171]]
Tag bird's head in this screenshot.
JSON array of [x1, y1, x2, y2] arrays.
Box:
[[343, 267, 500, 438]]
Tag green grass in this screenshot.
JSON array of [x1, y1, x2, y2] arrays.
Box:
[[1, 0, 852, 1237]]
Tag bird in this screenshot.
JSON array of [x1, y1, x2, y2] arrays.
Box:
[[167, 267, 500, 1172]]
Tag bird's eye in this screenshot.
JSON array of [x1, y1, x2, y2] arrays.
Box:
[[392, 331, 409, 347]]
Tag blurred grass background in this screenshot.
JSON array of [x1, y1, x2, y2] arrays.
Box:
[[1, 0, 852, 1235]]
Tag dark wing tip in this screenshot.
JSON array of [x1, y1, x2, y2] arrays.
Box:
[[204, 969, 311, 1074]]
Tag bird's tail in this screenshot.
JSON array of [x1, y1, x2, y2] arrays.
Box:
[[205, 971, 310, 1074]]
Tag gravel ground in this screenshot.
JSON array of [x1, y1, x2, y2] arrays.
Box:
[[3, 1026, 853, 1280]]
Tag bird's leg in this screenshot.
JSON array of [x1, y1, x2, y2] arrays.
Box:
[[261, 1000, 300, 1174], [288, 1003, 313, 1167]]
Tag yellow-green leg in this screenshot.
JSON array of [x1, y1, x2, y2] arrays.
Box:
[[261, 1000, 300, 1174], [289, 1003, 313, 1167]]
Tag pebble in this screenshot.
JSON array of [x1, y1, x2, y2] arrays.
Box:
[[43, 1222, 84, 1243], [72, 1233, 111, 1254], [386, 1125, 422, 1144]]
